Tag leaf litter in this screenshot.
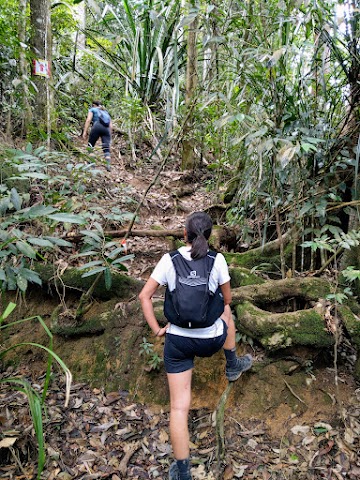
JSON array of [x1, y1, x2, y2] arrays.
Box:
[[0, 366, 359, 479], [1, 147, 360, 478]]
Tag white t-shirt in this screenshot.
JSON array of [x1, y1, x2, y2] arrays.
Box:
[[151, 246, 231, 338]]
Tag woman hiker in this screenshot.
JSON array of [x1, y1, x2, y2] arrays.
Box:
[[82, 100, 112, 171], [139, 211, 253, 480]]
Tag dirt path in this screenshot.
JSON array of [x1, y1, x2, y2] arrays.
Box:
[[2, 140, 360, 479], [92, 144, 218, 280]]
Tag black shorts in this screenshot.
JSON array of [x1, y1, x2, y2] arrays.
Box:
[[164, 320, 228, 374]]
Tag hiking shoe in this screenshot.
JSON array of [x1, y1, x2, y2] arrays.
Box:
[[169, 462, 179, 480], [169, 461, 192, 480], [226, 354, 253, 381]]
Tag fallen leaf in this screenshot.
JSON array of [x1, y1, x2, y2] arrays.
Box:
[[291, 425, 310, 436], [0, 437, 16, 448]]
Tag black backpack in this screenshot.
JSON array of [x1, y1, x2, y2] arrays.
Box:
[[164, 250, 225, 328]]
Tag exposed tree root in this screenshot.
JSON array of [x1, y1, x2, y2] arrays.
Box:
[[215, 382, 234, 479]]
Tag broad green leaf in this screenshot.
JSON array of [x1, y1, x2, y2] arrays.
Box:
[[16, 172, 50, 179], [179, 13, 197, 27], [10, 188, 22, 210], [27, 238, 54, 248], [104, 241, 119, 249], [81, 266, 106, 277], [15, 241, 37, 259], [26, 205, 58, 218], [107, 247, 126, 259], [93, 222, 103, 233], [111, 254, 134, 265], [47, 213, 86, 224], [112, 263, 127, 271], [19, 268, 42, 285], [77, 260, 103, 270], [80, 230, 102, 243], [342, 267, 360, 282], [44, 237, 73, 247], [301, 143, 317, 153], [73, 250, 99, 257], [16, 274, 28, 292]]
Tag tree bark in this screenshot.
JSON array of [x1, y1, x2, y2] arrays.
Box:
[[30, 0, 52, 135], [18, 0, 32, 136]]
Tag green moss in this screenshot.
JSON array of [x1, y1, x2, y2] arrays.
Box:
[[51, 317, 105, 337], [172, 238, 186, 249], [236, 301, 271, 336], [229, 267, 265, 288], [236, 301, 334, 351], [224, 251, 280, 270], [339, 305, 360, 348], [298, 280, 331, 299], [151, 225, 166, 230], [94, 347, 109, 380], [224, 243, 295, 271]]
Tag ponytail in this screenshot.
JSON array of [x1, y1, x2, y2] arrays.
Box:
[[185, 212, 213, 259]]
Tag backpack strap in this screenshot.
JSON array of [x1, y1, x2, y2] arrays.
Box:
[[169, 250, 217, 275]]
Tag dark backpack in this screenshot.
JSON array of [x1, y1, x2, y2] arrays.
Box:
[[164, 250, 225, 329], [98, 109, 111, 127]]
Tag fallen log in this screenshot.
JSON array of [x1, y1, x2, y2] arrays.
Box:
[[63, 226, 237, 248], [64, 228, 184, 242], [231, 277, 330, 305], [243, 228, 294, 255]]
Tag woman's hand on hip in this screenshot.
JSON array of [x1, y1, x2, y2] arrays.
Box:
[[156, 323, 169, 337]]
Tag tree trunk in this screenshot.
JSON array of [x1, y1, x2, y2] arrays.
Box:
[[30, 0, 52, 139], [19, 0, 32, 136], [181, 1, 198, 170], [73, 2, 86, 71]]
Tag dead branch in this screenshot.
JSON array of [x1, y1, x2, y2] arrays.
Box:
[[119, 442, 140, 477], [246, 228, 294, 256]]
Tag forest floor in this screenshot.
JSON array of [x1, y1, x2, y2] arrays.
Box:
[[1, 135, 360, 479]]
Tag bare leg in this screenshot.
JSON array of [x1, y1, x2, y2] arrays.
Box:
[[167, 369, 192, 460], [220, 304, 236, 350], [222, 305, 253, 381]]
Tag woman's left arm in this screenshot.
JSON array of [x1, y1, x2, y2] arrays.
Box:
[[139, 278, 168, 337], [220, 281, 232, 305], [220, 281, 232, 325]]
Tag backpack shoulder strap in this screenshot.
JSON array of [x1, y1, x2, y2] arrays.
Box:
[[168, 250, 181, 274], [169, 250, 217, 273], [206, 251, 217, 272], [169, 250, 179, 259]]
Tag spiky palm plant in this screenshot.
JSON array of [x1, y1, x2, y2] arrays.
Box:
[[82, 0, 184, 107]]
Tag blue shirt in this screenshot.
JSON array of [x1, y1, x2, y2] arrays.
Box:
[[89, 107, 100, 123]]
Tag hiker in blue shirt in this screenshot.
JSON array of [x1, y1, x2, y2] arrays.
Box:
[[82, 100, 112, 171], [139, 211, 253, 480]]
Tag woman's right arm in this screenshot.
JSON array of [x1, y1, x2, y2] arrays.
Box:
[[82, 111, 93, 139], [139, 278, 168, 337]]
